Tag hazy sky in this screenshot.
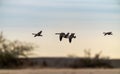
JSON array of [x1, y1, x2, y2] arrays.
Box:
[[0, 0, 120, 58]]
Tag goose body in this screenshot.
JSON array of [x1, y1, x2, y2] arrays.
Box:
[[55, 32, 66, 41]]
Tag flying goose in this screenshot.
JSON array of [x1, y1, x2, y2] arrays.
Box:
[[69, 33, 76, 43], [55, 32, 66, 41], [103, 32, 113, 36], [32, 31, 43, 37]]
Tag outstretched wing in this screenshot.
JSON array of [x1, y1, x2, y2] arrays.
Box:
[[38, 31, 42, 34], [69, 37, 72, 43], [59, 35, 63, 41], [64, 33, 69, 38]]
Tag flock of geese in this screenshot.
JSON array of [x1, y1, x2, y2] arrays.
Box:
[[32, 31, 113, 43]]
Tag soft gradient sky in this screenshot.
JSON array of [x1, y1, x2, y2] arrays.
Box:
[[0, 0, 120, 58]]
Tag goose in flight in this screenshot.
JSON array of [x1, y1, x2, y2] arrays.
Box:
[[32, 31, 43, 37], [69, 33, 76, 43], [55, 32, 66, 41], [103, 32, 113, 36]]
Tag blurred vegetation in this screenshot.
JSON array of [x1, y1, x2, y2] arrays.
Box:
[[0, 32, 34, 68], [70, 49, 113, 68], [81, 49, 112, 68]]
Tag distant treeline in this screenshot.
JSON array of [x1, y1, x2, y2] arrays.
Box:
[[17, 57, 117, 69]]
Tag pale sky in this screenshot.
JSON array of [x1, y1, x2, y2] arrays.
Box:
[[0, 0, 120, 58]]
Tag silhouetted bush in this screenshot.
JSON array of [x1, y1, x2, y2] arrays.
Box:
[[69, 49, 113, 68], [0, 32, 34, 68], [80, 49, 113, 68]]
